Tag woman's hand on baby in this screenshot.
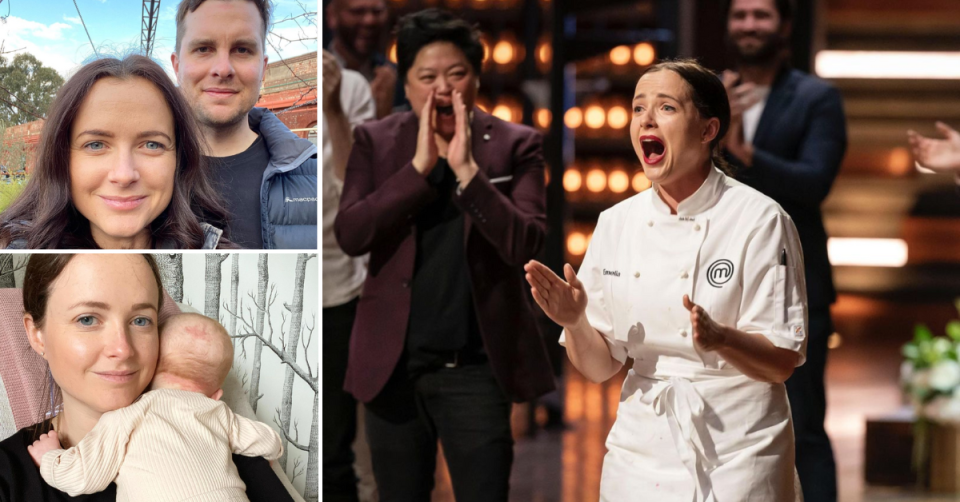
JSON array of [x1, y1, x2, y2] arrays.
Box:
[[525, 260, 588, 328], [683, 295, 727, 352], [27, 430, 61, 468]]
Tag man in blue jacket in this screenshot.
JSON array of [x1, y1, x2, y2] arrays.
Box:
[[172, 0, 317, 249], [721, 1, 847, 501]]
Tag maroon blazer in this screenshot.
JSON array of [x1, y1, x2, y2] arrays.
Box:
[[334, 109, 555, 403]]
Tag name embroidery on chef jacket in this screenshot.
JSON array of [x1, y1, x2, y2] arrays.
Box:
[[706, 259, 734, 288], [603, 269, 621, 277]]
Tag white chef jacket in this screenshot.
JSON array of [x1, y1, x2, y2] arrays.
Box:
[[561, 166, 807, 502]]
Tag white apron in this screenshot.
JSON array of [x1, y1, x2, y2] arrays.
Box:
[[562, 167, 808, 502]]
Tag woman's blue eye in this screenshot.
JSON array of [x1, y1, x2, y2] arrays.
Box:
[[85, 141, 104, 151], [78, 316, 96, 326], [132, 317, 152, 327], [663, 105, 675, 111], [145, 141, 163, 150]]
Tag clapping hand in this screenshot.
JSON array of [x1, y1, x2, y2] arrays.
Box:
[[683, 295, 727, 352], [908, 122, 960, 173], [447, 90, 479, 187], [412, 89, 439, 176], [524, 260, 588, 328], [721, 71, 763, 119], [321, 50, 343, 116], [27, 430, 61, 468]]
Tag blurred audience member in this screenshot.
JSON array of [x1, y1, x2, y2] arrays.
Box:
[[326, 0, 406, 118], [322, 50, 376, 502], [721, 1, 847, 500]]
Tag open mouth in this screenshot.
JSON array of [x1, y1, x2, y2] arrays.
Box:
[[640, 136, 666, 164], [436, 104, 454, 117]]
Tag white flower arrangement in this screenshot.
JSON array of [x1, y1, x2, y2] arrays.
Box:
[[901, 301, 960, 423]]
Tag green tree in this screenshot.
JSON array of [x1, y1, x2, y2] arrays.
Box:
[[0, 53, 64, 126]]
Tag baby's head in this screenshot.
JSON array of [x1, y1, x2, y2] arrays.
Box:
[[151, 313, 233, 400]]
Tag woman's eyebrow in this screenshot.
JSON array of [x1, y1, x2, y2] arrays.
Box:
[[68, 301, 109, 310], [66, 301, 157, 311], [74, 130, 172, 142], [136, 131, 173, 142], [76, 129, 113, 138], [634, 93, 680, 101]]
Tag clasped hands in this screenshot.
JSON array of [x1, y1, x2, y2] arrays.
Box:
[[412, 89, 479, 188], [523, 260, 727, 351]]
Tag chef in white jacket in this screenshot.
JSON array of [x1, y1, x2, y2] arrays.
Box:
[[525, 60, 807, 502]]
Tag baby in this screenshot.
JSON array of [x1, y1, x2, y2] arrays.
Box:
[[27, 313, 283, 502]]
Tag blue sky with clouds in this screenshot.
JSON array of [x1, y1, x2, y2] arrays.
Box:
[[0, 0, 317, 78]]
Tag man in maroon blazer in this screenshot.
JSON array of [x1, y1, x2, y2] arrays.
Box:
[[334, 9, 554, 502]]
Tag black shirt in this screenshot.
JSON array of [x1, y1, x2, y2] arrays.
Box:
[[0, 420, 293, 502], [405, 158, 484, 374], [206, 135, 270, 249]]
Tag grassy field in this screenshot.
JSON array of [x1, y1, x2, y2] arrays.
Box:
[[0, 180, 26, 213]]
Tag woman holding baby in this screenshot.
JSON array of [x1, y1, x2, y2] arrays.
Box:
[[0, 254, 292, 501]]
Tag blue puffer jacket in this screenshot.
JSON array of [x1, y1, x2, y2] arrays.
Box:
[[249, 108, 318, 249]]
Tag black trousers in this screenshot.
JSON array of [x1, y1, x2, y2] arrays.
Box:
[[786, 307, 837, 502], [322, 298, 360, 502], [365, 361, 514, 502]]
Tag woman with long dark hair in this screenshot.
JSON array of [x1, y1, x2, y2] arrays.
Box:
[[0, 254, 293, 500], [525, 60, 807, 501], [0, 55, 232, 249]]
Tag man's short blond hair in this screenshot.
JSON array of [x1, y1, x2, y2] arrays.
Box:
[[156, 313, 234, 396]]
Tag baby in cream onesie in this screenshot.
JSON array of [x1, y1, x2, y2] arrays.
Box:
[[28, 313, 283, 502]]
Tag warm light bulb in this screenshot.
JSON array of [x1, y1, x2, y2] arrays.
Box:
[[634, 42, 655, 66], [584, 106, 606, 129], [607, 106, 629, 129], [586, 169, 606, 192], [564, 107, 583, 129], [608, 170, 629, 193], [888, 147, 912, 176], [493, 41, 515, 64], [492, 104, 514, 122], [563, 169, 582, 192], [538, 43, 552, 65], [632, 171, 651, 192], [535, 108, 552, 128], [610, 45, 631, 65], [567, 232, 587, 255]]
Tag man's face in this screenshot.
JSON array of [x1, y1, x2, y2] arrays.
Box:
[[328, 0, 388, 59], [172, 0, 267, 131], [727, 0, 788, 65]]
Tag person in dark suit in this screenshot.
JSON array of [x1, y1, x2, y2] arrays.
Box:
[[333, 9, 554, 502], [720, 1, 847, 501]]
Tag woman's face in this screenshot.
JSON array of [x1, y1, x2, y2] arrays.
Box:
[[69, 76, 177, 249], [630, 70, 715, 187], [25, 254, 160, 417], [404, 41, 478, 141]]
